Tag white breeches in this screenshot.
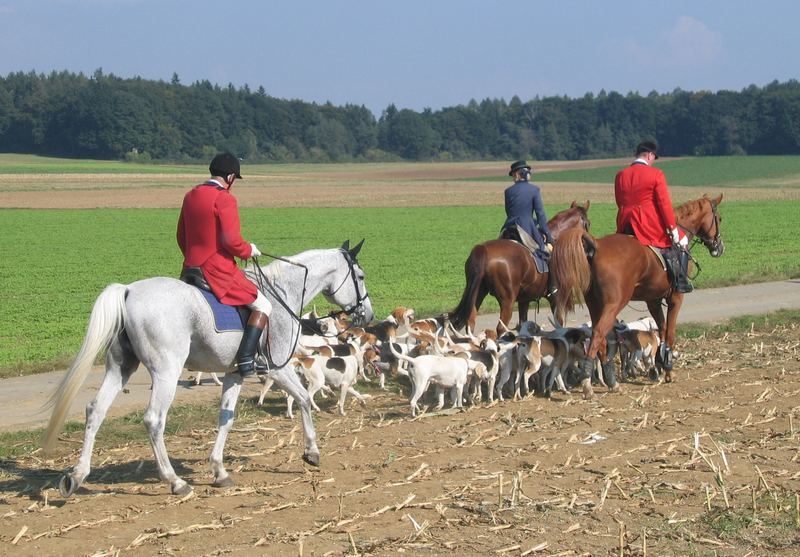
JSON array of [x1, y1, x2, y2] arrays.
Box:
[[247, 291, 272, 315]]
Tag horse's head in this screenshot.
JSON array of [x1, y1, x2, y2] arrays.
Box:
[[549, 200, 591, 241], [324, 239, 374, 327], [677, 194, 724, 257]]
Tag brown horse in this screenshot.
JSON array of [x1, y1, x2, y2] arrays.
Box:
[[450, 201, 591, 333], [550, 194, 724, 398]]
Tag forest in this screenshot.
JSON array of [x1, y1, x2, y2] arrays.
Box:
[[0, 69, 798, 162]]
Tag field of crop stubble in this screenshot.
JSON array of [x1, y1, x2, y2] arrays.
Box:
[[0, 155, 799, 555]]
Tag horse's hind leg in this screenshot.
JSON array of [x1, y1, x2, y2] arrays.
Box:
[[209, 372, 244, 487], [269, 366, 321, 467], [60, 336, 139, 498], [143, 365, 191, 495]]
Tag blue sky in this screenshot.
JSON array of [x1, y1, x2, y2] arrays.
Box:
[[0, 1, 797, 116]]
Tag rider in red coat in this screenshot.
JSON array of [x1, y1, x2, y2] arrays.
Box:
[[615, 141, 692, 292], [177, 153, 272, 375]]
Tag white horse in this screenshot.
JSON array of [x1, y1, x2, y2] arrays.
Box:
[[43, 240, 373, 497]]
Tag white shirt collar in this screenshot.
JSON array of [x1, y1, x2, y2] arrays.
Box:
[[633, 158, 649, 165]]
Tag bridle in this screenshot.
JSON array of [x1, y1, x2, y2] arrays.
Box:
[[248, 248, 369, 368], [679, 198, 722, 254], [327, 249, 371, 325]]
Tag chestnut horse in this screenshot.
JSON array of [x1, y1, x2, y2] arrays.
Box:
[[450, 201, 590, 333], [550, 194, 724, 399]]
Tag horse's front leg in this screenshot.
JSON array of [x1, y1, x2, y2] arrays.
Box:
[[209, 372, 244, 487], [269, 365, 321, 466], [662, 292, 684, 383]]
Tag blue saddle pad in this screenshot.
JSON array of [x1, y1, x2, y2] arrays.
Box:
[[197, 289, 245, 332]]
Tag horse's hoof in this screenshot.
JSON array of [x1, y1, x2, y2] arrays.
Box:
[[213, 476, 236, 488], [302, 452, 320, 467], [664, 372, 674, 383], [59, 474, 78, 498], [172, 482, 194, 496], [609, 384, 621, 393]]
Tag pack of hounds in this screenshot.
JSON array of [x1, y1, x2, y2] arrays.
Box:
[[191, 308, 661, 418]]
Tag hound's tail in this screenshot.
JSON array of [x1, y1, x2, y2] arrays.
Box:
[[42, 283, 128, 454], [386, 337, 415, 366], [449, 244, 487, 330]]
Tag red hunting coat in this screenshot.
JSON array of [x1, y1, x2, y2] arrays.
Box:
[[177, 182, 257, 306], [614, 162, 678, 249]]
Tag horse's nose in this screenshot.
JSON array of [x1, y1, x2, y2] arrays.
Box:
[[712, 240, 725, 257]]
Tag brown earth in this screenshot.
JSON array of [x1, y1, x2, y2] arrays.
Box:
[[2, 160, 799, 556], [1, 158, 798, 209], [2, 323, 800, 556]]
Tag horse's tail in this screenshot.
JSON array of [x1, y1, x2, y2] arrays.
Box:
[[550, 228, 595, 323], [449, 245, 486, 330], [42, 283, 128, 454]]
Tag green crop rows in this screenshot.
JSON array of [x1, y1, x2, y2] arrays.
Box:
[[1, 200, 798, 374]]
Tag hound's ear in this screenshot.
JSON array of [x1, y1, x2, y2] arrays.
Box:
[[713, 193, 723, 205], [341, 240, 351, 251], [350, 239, 365, 259]]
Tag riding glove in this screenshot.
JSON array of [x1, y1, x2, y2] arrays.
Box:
[[249, 243, 262, 258], [669, 228, 688, 248]]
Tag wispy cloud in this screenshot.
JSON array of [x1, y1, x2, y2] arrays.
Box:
[[663, 16, 723, 66]]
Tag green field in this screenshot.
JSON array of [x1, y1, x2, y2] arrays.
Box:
[[1, 199, 798, 374], [468, 155, 800, 187]]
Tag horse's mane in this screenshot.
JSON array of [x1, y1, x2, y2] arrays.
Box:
[[249, 248, 338, 285], [676, 196, 707, 219]]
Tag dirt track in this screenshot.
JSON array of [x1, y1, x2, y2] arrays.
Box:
[[1, 282, 799, 556]]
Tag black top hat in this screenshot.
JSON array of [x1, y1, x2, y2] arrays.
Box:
[[635, 141, 659, 159], [209, 152, 243, 179], [509, 160, 532, 176]]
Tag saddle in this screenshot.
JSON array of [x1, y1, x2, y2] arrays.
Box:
[[622, 227, 687, 293], [179, 267, 249, 332], [499, 225, 548, 273], [646, 245, 690, 293]]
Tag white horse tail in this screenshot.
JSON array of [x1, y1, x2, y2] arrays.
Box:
[[42, 283, 128, 454]]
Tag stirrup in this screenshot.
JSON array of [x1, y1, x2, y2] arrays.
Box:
[[675, 280, 694, 294], [236, 358, 268, 377]]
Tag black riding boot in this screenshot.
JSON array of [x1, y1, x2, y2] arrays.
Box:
[[545, 271, 558, 303], [675, 249, 694, 293], [236, 312, 268, 376]]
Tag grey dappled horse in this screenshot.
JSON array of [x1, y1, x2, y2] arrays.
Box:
[[43, 241, 373, 496]]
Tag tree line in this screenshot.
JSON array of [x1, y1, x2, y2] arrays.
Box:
[[0, 69, 798, 162]]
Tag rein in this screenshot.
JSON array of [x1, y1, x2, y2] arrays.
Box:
[[251, 253, 309, 369], [677, 198, 722, 280], [250, 249, 370, 368]]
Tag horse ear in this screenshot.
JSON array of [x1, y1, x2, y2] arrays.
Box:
[[350, 239, 365, 259], [570, 200, 577, 208], [341, 240, 350, 251], [584, 200, 590, 211], [713, 193, 723, 205]]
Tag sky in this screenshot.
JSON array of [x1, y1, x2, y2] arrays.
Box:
[[0, 0, 798, 116]]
